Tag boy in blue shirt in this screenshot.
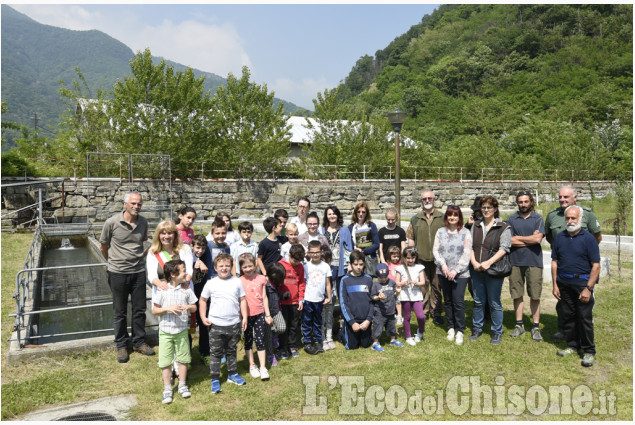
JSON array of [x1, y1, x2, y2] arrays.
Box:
[[339, 250, 374, 349], [370, 263, 404, 351]]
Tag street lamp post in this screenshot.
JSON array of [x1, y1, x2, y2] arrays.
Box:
[[386, 110, 407, 224]]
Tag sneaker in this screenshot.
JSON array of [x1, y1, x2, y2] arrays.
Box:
[[304, 343, 318, 355], [396, 315, 404, 326], [405, 337, 416, 346], [314, 342, 325, 354], [447, 328, 456, 342], [389, 340, 404, 347], [227, 373, 246, 386], [557, 347, 577, 357], [249, 365, 260, 378], [414, 332, 423, 343], [433, 316, 444, 326], [117, 347, 129, 363], [490, 333, 502, 345], [551, 331, 565, 340], [162, 390, 173, 404], [133, 343, 155, 356], [279, 350, 290, 360], [510, 325, 525, 338], [372, 342, 384, 352], [323, 341, 331, 351], [178, 385, 191, 399], [290, 347, 299, 358], [469, 330, 482, 342], [260, 367, 270, 380], [328, 340, 336, 350], [531, 328, 543, 342], [581, 353, 595, 367], [455, 331, 464, 346], [267, 354, 278, 367], [211, 379, 222, 394]]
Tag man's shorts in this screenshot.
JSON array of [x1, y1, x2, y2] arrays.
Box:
[[509, 266, 543, 300], [158, 329, 191, 368]]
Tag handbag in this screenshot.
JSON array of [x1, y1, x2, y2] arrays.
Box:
[[485, 223, 512, 278], [271, 311, 286, 335], [364, 253, 378, 277]]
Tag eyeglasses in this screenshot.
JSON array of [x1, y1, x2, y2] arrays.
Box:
[[421, 197, 434, 201]]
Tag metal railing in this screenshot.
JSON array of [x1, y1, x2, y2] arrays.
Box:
[[11, 261, 156, 347], [11, 157, 632, 182]]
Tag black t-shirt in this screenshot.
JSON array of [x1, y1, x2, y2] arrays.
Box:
[[258, 236, 284, 269], [378, 226, 406, 260]]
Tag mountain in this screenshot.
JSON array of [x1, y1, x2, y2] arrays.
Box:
[[0, 5, 306, 147], [333, 4, 632, 173]]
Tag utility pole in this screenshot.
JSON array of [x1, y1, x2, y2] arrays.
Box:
[[32, 112, 39, 134]]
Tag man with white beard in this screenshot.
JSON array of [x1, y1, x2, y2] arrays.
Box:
[[406, 190, 444, 324], [544, 185, 601, 340], [551, 205, 600, 367]]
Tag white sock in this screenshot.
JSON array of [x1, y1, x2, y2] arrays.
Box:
[[178, 380, 186, 388]]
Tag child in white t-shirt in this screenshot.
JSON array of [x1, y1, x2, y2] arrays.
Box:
[[395, 247, 426, 346], [301, 240, 332, 355]]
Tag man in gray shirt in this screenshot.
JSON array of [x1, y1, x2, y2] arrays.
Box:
[[100, 192, 154, 363]]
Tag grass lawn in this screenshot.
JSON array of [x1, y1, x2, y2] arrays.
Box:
[[1, 231, 632, 420]]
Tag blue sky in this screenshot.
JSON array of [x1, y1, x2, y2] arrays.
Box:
[[9, 2, 440, 109]]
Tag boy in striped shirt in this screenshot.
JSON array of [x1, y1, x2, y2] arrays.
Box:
[[152, 259, 198, 404]]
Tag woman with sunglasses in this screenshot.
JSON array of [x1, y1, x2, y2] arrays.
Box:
[[468, 196, 511, 345], [432, 206, 472, 346]]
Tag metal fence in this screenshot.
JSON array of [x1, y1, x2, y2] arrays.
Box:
[[13, 156, 632, 182]]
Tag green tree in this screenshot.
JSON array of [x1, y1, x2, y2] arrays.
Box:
[[56, 67, 112, 158], [301, 87, 393, 178], [109, 48, 212, 162], [206, 66, 290, 178]]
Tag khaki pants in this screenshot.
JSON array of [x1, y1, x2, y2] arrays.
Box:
[[421, 260, 442, 319]]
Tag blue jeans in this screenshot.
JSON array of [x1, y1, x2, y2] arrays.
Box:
[[470, 270, 504, 335]]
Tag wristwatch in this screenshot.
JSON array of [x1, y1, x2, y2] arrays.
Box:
[[586, 285, 594, 291]]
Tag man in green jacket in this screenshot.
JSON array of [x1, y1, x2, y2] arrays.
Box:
[[406, 190, 445, 325]]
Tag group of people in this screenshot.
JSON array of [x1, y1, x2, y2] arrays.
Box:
[[98, 185, 602, 403]]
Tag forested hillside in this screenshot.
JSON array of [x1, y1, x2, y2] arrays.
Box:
[[1, 5, 304, 148], [335, 4, 632, 175]]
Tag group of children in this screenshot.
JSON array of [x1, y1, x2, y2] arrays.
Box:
[[152, 205, 428, 403]]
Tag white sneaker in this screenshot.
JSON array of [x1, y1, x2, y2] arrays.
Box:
[[414, 332, 423, 343], [396, 315, 403, 326], [405, 337, 416, 346], [249, 364, 260, 378], [447, 328, 456, 341], [455, 331, 464, 346], [260, 367, 270, 381]]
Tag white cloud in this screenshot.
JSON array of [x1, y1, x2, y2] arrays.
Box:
[[10, 4, 103, 31], [271, 76, 334, 110], [134, 19, 251, 78], [9, 4, 252, 78]]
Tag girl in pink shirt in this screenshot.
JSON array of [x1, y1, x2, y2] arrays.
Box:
[[239, 253, 273, 381]]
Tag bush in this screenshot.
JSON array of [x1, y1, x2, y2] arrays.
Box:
[[1, 150, 34, 176]]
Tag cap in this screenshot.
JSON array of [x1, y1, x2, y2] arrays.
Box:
[[376, 263, 389, 277]]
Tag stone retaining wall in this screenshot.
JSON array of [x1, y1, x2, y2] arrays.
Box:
[[1, 178, 617, 227]]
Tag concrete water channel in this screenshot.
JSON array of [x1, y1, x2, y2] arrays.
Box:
[[7, 224, 158, 364]]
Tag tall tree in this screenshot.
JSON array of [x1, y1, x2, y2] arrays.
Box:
[[206, 66, 290, 178]]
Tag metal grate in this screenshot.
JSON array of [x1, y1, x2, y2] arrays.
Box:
[[56, 412, 116, 421]]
